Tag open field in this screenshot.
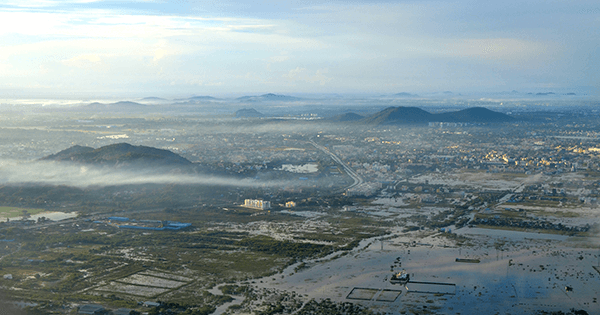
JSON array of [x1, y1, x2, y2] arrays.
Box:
[[0, 206, 46, 220]]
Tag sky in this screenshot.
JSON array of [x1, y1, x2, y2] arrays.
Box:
[[0, 0, 598, 97]]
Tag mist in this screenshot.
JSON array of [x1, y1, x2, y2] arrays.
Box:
[[0, 160, 311, 189]]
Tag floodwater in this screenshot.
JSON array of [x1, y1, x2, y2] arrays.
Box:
[[456, 227, 570, 241], [246, 228, 600, 314], [28, 211, 78, 221]]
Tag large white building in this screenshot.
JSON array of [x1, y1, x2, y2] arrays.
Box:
[[243, 199, 271, 210]]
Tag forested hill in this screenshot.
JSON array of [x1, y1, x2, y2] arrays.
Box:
[[361, 106, 514, 125], [41, 143, 192, 167]]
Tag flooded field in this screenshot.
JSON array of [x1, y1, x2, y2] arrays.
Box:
[[244, 228, 600, 314]]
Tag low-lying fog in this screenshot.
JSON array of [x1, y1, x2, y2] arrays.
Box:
[[0, 160, 309, 188]]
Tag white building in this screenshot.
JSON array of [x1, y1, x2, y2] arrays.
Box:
[[243, 199, 271, 210]]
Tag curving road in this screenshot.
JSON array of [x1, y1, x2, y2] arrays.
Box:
[[308, 138, 363, 192]]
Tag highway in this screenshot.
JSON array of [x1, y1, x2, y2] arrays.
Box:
[[308, 138, 364, 192]]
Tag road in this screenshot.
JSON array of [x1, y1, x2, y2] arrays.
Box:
[[308, 138, 364, 192]]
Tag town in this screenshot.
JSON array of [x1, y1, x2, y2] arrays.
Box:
[[0, 97, 598, 314]]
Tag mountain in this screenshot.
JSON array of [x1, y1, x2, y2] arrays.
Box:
[[361, 106, 514, 125], [328, 112, 364, 122], [187, 96, 218, 100], [44, 145, 95, 159], [82, 101, 147, 112], [436, 107, 514, 123], [362, 107, 434, 124], [41, 143, 192, 167], [393, 92, 419, 97], [235, 108, 264, 118], [172, 96, 220, 105], [236, 93, 302, 102], [175, 96, 219, 102]]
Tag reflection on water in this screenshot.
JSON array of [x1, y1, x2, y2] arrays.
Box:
[[456, 227, 569, 241]]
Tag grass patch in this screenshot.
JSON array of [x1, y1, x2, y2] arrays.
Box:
[[0, 206, 47, 218]]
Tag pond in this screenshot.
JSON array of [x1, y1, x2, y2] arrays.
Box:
[[28, 211, 78, 221]]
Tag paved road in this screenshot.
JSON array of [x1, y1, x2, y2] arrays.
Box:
[[308, 138, 363, 192]]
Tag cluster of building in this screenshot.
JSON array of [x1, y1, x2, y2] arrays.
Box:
[[243, 199, 271, 210]]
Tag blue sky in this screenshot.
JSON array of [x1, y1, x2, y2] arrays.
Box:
[[0, 0, 598, 97]]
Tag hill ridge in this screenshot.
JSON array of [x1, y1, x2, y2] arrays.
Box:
[[41, 143, 192, 167], [362, 106, 513, 125]]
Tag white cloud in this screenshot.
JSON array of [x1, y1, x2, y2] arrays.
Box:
[[285, 67, 331, 86], [61, 54, 103, 68], [0, 1, 593, 94], [269, 55, 290, 63], [442, 38, 551, 61]]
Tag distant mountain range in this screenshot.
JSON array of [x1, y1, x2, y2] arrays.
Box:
[[236, 93, 302, 102], [84, 101, 147, 111], [41, 143, 192, 167], [361, 107, 514, 125], [393, 92, 419, 97], [171, 96, 221, 105], [175, 96, 219, 102], [51, 101, 151, 113]]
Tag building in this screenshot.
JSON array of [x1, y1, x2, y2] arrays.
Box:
[[285, 201, 296, 208], [243, 199, 271, 210]]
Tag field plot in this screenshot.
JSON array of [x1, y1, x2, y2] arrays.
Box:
[[375, 289, 402, 302], [346, 288, 378, 300], [93, 271, 191, 298], [405, 281, 456, 295], [119, 274, 187, 288], [140, 270, 192, 282], [95, 282, 171, 297]]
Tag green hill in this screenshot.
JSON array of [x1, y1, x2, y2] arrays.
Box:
[[41, 143, 192, 167], [361, 106, 513, 125]]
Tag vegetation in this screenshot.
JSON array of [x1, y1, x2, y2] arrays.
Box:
[[296, 299, 383, 315]]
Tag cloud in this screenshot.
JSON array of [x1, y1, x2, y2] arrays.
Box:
[[442, 38, 550, 61], [285, 67, 331, 86], [0, 1, 595, 94], [61, 54, 103, 69], [270, 55, 290, 63], [0, 160, 299, 188]]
